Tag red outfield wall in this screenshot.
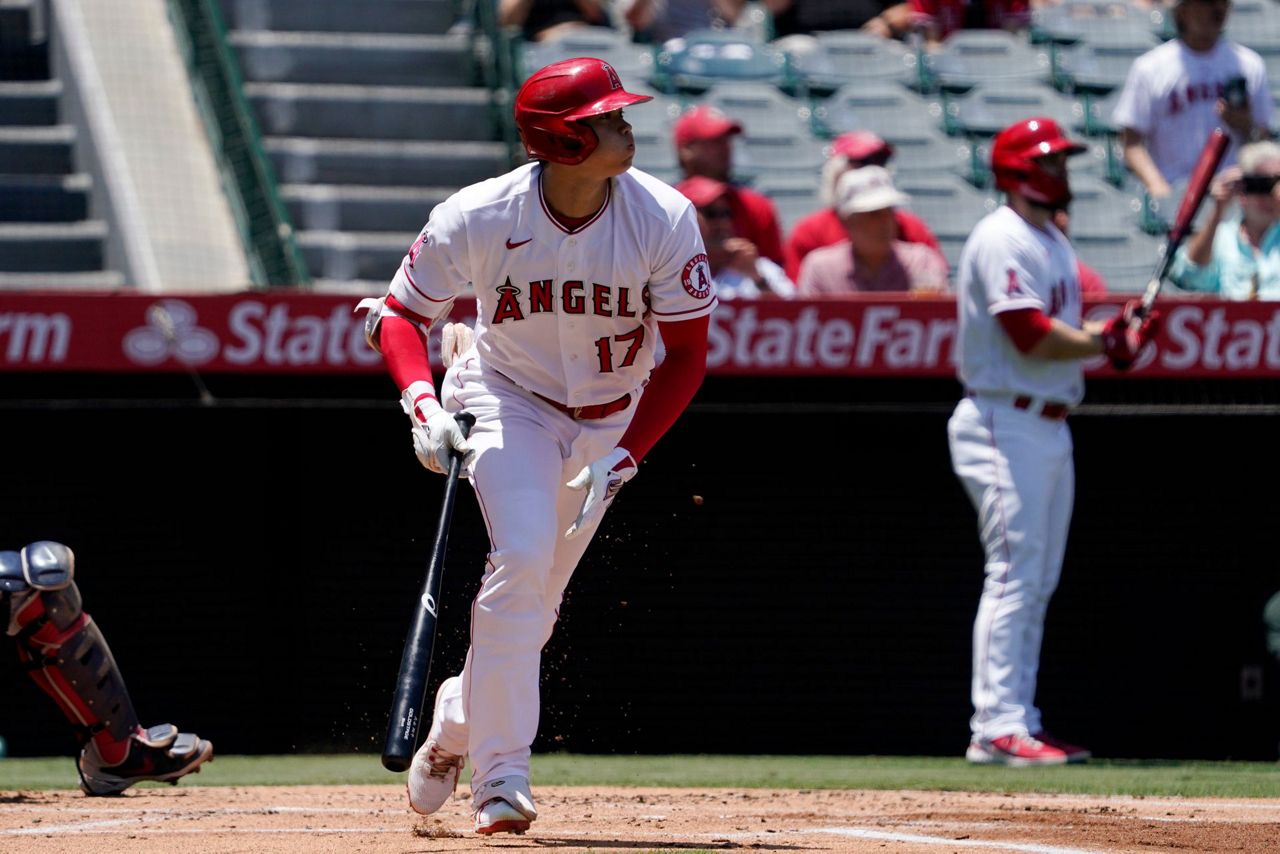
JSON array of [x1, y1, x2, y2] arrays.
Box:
[[3, 291, 1280, 377]]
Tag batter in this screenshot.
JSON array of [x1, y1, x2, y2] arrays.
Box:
[[358, 57, 715, 832], [948, 118, 1161, 766]]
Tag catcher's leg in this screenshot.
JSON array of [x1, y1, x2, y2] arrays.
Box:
[[2, 542, 213, 795]]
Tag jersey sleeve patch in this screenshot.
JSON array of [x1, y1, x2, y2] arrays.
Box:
[[681, 253, 713, 299]]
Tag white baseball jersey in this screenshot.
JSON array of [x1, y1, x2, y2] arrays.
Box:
[[1112, 38, 1271, 182], [955, 205, 1084, 406], [390, 163, 718, 406]]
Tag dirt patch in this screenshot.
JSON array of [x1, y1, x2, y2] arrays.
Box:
[[1, 785, 1277, 853]]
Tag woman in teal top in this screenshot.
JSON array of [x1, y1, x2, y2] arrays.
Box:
[[1170, 140, 1280, 300]]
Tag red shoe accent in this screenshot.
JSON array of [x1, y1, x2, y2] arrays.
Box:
[[1033, 732, 1091, 762], [973, 734, 1069, 766]]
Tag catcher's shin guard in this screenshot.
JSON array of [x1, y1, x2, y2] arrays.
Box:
[[2, 542, 139, 742]]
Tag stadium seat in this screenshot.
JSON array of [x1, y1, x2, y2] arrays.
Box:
[[1051, 33, 1159, 95], [1066, 175, 1144, 233], [651, 29, 786, 93], [703, 81, 813, 136], [753, 173, 822, 232], [945, 84, 1078, 138], [1225, 0, 1280, 46], [517, 28, 653, 84], [922, 31, 1051, 94], [734, 132, 826, 180], [1030, 0, 1163, 46], [1074, 88, 1123, 137], [1071, 227, 1164, 292], [782, 30, 914, 94], [882, 134, 974, 181], [814, 83, 944, 141], [894, 173, 998, 254]]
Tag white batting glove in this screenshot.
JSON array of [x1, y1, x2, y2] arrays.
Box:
[[407, 394, 474, 476], [564, 447, 637, 540], [440, 322, 475, 370]]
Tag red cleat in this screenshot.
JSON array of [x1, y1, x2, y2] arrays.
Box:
[[966, 733, 1069, 767], [1033, 731, 1091, 763]]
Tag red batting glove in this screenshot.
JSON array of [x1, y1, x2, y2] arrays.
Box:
[[1101, 300, 1162, 371]]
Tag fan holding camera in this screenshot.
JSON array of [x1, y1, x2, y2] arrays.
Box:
[[1169, 141, 1280, 300]]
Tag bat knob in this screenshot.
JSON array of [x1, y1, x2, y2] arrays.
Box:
[[454, 411, 476, 437]]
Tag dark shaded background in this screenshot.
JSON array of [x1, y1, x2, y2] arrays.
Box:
[[2, 373, 1277, 761]]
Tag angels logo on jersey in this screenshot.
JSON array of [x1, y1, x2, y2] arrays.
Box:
[[1005, 268, 1026, 297], [682, 253, 713, 299]]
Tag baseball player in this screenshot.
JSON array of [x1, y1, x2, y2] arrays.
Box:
[[358, 57, 715, 833], [947, 118, 1160, 766], [2, 541, 213, 793]]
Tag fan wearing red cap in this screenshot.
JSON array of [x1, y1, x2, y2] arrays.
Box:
[[676, 175, 796, 298], [357, 57, 716, 834], [783, 131, 940, 282], [673, 105, 786, 266], [947, 117, 1161, 769]]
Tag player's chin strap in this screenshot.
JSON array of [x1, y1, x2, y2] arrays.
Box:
[[2, 542, 139, 745]]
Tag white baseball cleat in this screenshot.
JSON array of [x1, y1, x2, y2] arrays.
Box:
[[472, 775, 537, 834], [406, 682, 466, 815], [407, 740, 465, 815]]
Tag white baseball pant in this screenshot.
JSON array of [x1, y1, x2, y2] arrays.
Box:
[[947, 395, 1074, 741], [427, 354, 635, 788]]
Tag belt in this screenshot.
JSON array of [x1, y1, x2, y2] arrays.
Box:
[[1013, 395, 1070, 421], [967, 390, 1070, 421], [532, 389, 632, 420]]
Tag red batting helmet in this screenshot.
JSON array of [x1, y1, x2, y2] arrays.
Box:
[[514, 57, 652, 165], [990, 117, 1086, 208]]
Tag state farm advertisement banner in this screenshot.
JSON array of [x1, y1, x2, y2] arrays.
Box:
[[2, 290, 1279, 377]]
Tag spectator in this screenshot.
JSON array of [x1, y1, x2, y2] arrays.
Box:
[[674, 105, 785, 264], [1112, 0, 1271, 199], [498, 0, 613, 42], [784, 131, 940, 281], [677, 175, 795, 298], [797, 166, 950, 294], [1169, 141, 1280, 299], [1052, 208, 1108, 296], [909, 0, 1033, 50], [764, 0, 914, 39], [619, 0, 746, 43]]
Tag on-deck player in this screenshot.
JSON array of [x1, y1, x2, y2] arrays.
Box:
[[947, 117, 1161, 766], [358, 57, 715, 833]]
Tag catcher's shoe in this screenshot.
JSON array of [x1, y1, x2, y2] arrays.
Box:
[[472, 776, 537, 835], [1033, 732, 1091, 763], [79, 723, 214, 796], [966, 733, 1068, 767], [407, 681, 466, 815]]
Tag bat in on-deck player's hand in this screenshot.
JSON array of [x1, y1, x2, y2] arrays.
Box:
[[381, 411, 476, 772], [1137, 128, 1231, 318]]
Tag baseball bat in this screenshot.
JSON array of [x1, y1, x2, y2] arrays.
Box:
[[382, 411, 476, 772], [1138, 128, 1230, 316]]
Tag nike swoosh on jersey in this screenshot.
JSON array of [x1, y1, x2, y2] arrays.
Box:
[[505, 237, 532, 250]]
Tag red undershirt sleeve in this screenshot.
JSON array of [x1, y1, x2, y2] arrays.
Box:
[[380, 294, 435, 401], [997, 307, 1053, 354], [617, 315, 709, 464]]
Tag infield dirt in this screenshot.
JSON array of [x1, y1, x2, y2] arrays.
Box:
[[2, 785, 1278, 853]]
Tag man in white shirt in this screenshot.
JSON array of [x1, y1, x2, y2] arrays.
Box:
[[1112, 0, 1271, 199]]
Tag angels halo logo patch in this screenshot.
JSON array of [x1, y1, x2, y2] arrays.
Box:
[[681, 253, 712, 299]]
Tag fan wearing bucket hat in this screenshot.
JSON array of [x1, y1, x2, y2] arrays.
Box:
[[673, 105, 785, 265], [1113, 0, 1271, 200], [784, 131, 939, 282], [676, 175, 796, 299], [795, 165, 948, 294]]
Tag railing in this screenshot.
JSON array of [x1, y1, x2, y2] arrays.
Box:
[[166, 0, 310, 286]]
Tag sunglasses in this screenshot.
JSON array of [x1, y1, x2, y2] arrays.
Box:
[[1241, 174, 1280, 195], [851, 151, 892, 168]]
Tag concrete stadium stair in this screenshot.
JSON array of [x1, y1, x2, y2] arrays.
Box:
[[0, 2, 116, 287], [223, 0, 508, 285]]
